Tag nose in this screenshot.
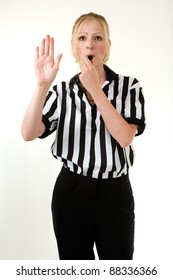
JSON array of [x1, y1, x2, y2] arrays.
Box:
[[86, 46, 94, 49], [86, 38, 94, 49]]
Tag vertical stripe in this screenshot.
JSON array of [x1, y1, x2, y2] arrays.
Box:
[[53, 83, 66, 157], [106, 80, 114, 100], [67, 88, 76, 161], [92, 111, 101, 178], [82, 109, 92, 176], [130, 88, 137, 118], [113, 78, 119, 99], [117, 144, 126, 176], [98, 116, 107, 178], [121, 77, 129, 116], [102, 129, 113, 179], [43, 92, 57, 117], [116, 75, 123, 114], [110, 137, 117, 178], [129, 145, 134, 165], [114, 147, 121, 176], [61, 85, 72, 160], [45, 102, 58, 132], [87, 107, 97, 177], [77, 96, 87, 171], [139, 88, 145, 121], [71, 88, 82, 173]]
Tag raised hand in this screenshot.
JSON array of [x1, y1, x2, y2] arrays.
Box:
[[34, 35, 62, 87]]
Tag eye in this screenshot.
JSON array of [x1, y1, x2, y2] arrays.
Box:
[[95, 35, 103, 41], [78, 35, 86, 41]]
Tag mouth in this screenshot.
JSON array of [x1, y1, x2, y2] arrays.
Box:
[[88, 55, 94, 61]]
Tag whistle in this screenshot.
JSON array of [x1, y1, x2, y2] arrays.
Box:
[[88, 55, 93, 61]]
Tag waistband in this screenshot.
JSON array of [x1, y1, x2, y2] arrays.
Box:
[[61, 165, 129, 183]]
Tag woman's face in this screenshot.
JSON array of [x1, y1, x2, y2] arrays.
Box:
[[74, 19, 109, 66]]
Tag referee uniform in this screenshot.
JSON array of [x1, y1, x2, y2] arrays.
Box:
[[39, 65, 146, 260]]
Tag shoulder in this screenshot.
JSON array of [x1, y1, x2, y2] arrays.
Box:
[[104, 65, 142, 88]]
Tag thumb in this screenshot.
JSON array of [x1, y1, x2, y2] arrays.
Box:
[[54, 54, 63, 71]]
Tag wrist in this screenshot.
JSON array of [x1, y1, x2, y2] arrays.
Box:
[[90, 86, 103, 99], [34, 84, 51, 101], [36, 83, 51, 92]]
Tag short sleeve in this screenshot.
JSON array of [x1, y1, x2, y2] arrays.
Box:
[[124, 78, 146, 136], [38, 85, 59, 139]]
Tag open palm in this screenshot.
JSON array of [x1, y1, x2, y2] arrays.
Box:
[[34, 35, 62, 86]]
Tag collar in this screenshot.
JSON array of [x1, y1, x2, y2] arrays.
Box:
[[69, 64, 119, 87]]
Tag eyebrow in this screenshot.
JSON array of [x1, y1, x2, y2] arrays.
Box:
[[78, 32, 104, 36]]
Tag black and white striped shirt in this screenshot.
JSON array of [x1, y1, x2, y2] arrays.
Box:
[[39, 65, 146, 179]]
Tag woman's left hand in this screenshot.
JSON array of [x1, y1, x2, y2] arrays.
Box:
[[79, 57, 100, 95]]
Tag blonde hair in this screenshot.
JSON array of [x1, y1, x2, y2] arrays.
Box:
[[71, 12, 111, 63]]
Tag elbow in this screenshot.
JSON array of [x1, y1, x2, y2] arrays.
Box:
[[111, 133, 133, 148], [21, 133, 35, 142], [21, 122, 45, 141], [119, 140, 132, 149], [21, 128, 37, 141], [22, 136, 35, 142], [117, 135, 134, 149], [117, 126, 137, 148]]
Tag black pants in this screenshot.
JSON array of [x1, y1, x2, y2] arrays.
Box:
[[51, 166, 135, 260]]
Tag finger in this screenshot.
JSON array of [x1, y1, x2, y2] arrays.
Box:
[[35, 46, 39, 60], [39, 38, 45, 56], [91, 56, 96, 66], [83, 56, 93, 69], [45, 34, 50, 56], [49, 37, 54, 57], [82, 56, 89, 65], [54, 54, 63, 71]]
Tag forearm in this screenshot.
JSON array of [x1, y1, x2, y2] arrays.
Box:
[[93, 88, 136, 148], [21, 85, 50, 141]]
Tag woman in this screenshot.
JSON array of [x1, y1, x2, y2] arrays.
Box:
[[21, 12, 146, 260]]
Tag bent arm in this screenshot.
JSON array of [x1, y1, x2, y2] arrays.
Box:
[[93, 88, 137, 148], [21, 35, 62, 141], [79, 58, 142, 148]]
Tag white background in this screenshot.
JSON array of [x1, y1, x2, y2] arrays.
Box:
[[0, 0, 172, 272]]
